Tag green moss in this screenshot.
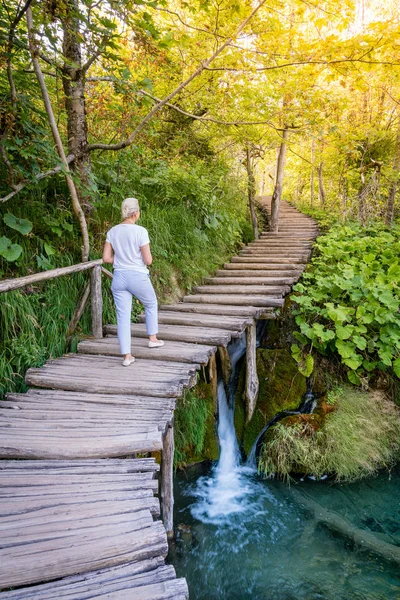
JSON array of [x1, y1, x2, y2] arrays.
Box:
[[235, 348, 307, 456], [174, 382, 219, 469], [259, 387, 400, 482]]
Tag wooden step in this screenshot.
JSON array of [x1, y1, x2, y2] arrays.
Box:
[[26, 355, 196, 398], [139, 310, 252, 331], [0, 561, 189, 600], [193, 284, 288, 296], [216, 269, 302, 277], [159, 302, 272, 318], [227, 259, 306, 267], [231, 256, 306, 264], [239, 249, 310, 257], [105, 323, 239, 346], [203, 277, 297, 285], [183, 294, 284, 307], [79, 336, 215, 365], [7, 389, 177, 411]]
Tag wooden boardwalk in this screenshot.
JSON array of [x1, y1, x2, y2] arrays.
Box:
[[0, 199, 318, 599]]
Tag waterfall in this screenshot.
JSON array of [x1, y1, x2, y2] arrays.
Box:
[[191, 331, 317, 523], [191, 334, 253, 523], [246, 390, 317, 468]]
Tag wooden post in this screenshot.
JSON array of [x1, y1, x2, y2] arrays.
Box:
[[218, 346, 232, 386], [245, 322, 259, 422], [161, 420, 174, 539], [91, 265, 103, 338], [208, 353, 218, 414]]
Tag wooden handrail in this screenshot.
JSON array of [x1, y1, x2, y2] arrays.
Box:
[[0, 259, 103, 293]]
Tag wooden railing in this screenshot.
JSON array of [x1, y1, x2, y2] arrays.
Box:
[[0, 259, 112, 339]]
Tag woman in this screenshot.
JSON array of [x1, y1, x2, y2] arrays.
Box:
[[102, 197, 164, 366]]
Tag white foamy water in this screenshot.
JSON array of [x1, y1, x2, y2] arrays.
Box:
[[191, 335, 259, 523]]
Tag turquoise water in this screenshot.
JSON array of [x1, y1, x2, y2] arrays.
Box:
[[169, 464, 400, 600]]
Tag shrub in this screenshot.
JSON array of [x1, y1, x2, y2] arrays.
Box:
[[291, 221, 400, 386], [259, 387, 400, 482]]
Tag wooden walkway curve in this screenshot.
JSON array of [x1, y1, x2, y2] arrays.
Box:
[[0, 199, 318, 599]]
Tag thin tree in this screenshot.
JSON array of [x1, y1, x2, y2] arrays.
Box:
[[270, 129, 288, 232]]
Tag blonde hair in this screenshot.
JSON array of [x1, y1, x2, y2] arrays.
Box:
[[121, 197, 140, 219]]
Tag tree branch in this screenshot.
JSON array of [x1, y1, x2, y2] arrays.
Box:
[[82, 35, 110, 73], [137, 89, 281, 130], [150, 6, 229, 39], [0, 154, 75, 203], [204, 58, 400, 71], [87, 0, 268, 152]]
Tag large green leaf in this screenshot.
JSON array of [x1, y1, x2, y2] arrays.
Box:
[[3, 213, 33, 235], [0, 236, 23, 261], [393, 357, 400, 378]]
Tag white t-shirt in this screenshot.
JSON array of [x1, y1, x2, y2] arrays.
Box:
[[106, 224, 150, 273]]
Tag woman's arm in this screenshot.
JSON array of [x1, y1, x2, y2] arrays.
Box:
[[102, 241, 114, 264], [141, 243, 152, 266]]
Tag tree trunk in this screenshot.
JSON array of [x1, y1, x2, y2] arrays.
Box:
[[61, 0, 93, 212], [246, 146, 259, 239], [310, 138, 315, 206], [386, 129, 400, 225], [358, 171, 366, 227], [26, 7, 90, 262], [318, 161, 326, 206], [270, 129, 288, 232]]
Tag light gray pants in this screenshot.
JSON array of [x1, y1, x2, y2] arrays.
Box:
[[111, 270, 158, 355]]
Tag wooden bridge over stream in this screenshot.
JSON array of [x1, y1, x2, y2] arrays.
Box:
[[0, 199, 318, 599]]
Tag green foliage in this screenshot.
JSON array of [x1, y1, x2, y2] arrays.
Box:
[[0, 269, 116, 397], [291, 221, 400, 385], [174, 388, 214, 469], [259, 387, 400, 482]]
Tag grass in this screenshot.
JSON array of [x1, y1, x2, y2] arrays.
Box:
[[259, 386, 400, 482], [0, 272, 117, 396], [174, 387, 215, 469]]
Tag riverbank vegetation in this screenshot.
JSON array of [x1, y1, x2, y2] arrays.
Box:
[[259, 387, 400, 482]]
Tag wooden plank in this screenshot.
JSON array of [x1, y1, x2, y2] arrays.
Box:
[[0, 458, 159, 474], [28, 354, 200, 374], [230, 256, 306, 264], [159, 302, 271, 317], [182, 294, 284, 307], [0, 518, 168, 588], [0, 561, 181, 599], [0, 558, 171, 599], [193, 285, 288, 295], [7, 389, 177, 411], [105, 323, 238, 346], [0, 571, 189, 600], [23, 373, 186, 397], [138, 311, 252, 331], [0, 429, 163, 459], [223, 262, 305, 270], [203, 277, 297, 285], [216, 269, 302, 276], [78, 337, 216, 364], [0, 493, 160, 518]]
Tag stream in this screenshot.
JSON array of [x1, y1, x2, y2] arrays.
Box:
[[168, 334, 400, 600]]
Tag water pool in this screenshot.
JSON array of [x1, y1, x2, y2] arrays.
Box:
[[169, 464, 400, 600]]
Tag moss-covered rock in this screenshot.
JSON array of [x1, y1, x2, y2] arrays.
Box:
[[235, 348, 307, 456], [258, 387, 400, 482]]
